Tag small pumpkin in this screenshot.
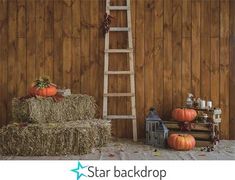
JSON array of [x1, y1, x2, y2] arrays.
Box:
[[29, 76, 57, 97], [168, 133, 196, 151], [172, 108, 197, 122]]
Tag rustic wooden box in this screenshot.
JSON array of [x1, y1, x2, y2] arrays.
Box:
[[163, 120, 219, 147]]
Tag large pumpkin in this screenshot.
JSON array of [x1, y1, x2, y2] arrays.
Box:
[[172, 108, 197, 122], [29, 85, 57, 97], [168, 134, 196, 151], [29, 76, 57, 97]]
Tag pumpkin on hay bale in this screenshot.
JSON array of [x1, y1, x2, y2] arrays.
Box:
[[12, 94, 98, 124], [0, 120, 111, 156], [29, 76, 57, 97]]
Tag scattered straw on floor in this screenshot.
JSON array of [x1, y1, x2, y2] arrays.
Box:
[[0, 119, 111, 156], [12, 94, 97, 123]]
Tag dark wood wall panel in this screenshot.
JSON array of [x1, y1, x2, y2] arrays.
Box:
[[230, 0, 235, 140], [0, 0, 234, 139]]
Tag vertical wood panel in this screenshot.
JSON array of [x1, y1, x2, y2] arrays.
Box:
[[200, 0, 211, 100], [144, 0, 154, 117], [17, 0, 26, 38], [44, 0, 54, 80], [154, 0, 164, 117], [163, 0, 173, 118], [210, 0, 220, 107], [182, 0, 192, 102], [89, 0, 99, 119], [135, 0, 145, 137], [211, 37, 220, 107], [45, 39, 54, 80], [182, 0, 191, 38], [17, 37, 27, 97], [62, 0, 72, 88], [220, 0, 230, 139], [211, 0, 220, 38], [17, 0, 26, 97], [7, 0, 17, 121], [0, 0, 8, 126], [192, 0, 200, 98], [45, 0, 54, 39], [172, 0, 182, 108], [54, 0, 63, 86], [71, 0, 81, 93], [26, 0, 36, 89], [80, 0, 90, 94], [182, 38, 192, 100], [230, 0, 235, 140], [35, 0, 44, 78]]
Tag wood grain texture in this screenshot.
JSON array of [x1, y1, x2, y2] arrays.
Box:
[[230, 0, 235, 140], [182, 37, 192, 103], [144, 0, 154, 117], [80, 0, 90, 94], [135, 0, 145, 138], [0, 0, 233, 139], [154, 0, 164, 117], [44, 0, 54, 80], [200, 0, 211, 100], [71, 0, 81, 93], [192, 0, 200, 98], [172, 0, 182, 108], [220, 0, 230, 139], [163, 0, 173, 119], [182, 0, 191, 38], [35, 0, 45, 78], [53, 0, 63, 87], [17, 0, 26, 38], [26, 0, 36, 89], [0, 0, 8, 126], [7, 0, 17, 121]]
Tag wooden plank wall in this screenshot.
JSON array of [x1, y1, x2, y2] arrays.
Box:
[[0, 0, 234, 139]]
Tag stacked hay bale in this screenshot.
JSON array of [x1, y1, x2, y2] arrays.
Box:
[[0, 94, 111, 156]]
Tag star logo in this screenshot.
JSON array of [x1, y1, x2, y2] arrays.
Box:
[[71, 161, 88, 180]]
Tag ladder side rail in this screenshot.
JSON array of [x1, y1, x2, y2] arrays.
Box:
[[103, 0, 111, 119], [127, 0, 137, 141]]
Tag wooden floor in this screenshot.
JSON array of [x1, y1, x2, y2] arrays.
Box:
[[1, 139, 235, 160]]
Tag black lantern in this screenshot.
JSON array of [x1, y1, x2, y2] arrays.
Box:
[[145, 107, 169, 148]]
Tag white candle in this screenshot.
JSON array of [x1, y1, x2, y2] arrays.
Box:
[[207, 101, 212, 109], [200, 100, 206, 109]]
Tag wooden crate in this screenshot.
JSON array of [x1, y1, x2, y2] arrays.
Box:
[[163, 121, 219, 147]]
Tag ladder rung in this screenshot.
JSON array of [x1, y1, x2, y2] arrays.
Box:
[[109, 27, 130, 31], [105, 49, 133, 53], [104, 93, 134, 97], [105, 71, 133, 75], [108, 6, 129, 10], [104, 115, 136, 120]]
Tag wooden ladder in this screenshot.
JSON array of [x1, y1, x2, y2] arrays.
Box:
[[103, 0, 137, 142]]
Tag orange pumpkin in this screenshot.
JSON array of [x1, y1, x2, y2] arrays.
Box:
[[168, 134, 196, 151], [29, 85, 57, 97], [172, 108, 197, 122], [29, 76, 57, 97]]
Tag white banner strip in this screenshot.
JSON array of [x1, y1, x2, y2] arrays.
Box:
[[0, 160, 234, 180]]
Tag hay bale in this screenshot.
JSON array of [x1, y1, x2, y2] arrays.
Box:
[[0, 119, 111, 156], [12, 94, 97, 123]]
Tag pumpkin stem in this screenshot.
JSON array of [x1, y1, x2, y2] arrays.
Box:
[[33, 76, 53, 89]]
